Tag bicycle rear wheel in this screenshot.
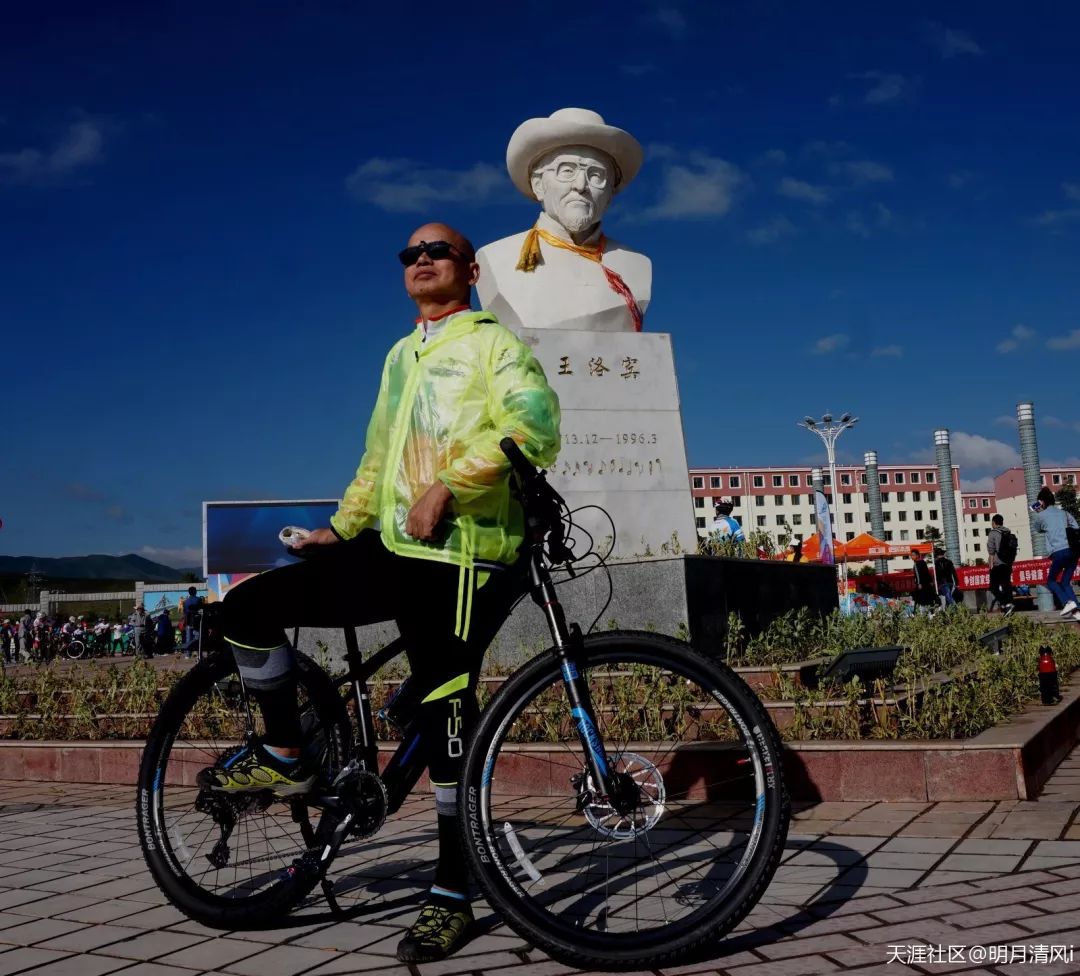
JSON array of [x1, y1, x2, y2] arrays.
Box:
[[137, 651, 351, 927], [460, 631, 789, 969]]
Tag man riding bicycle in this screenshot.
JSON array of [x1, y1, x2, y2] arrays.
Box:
[[203, 222, 561, 962]]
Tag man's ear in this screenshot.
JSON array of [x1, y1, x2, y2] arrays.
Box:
[[530, 170, 544, 202], [467, 260, 480, 287]]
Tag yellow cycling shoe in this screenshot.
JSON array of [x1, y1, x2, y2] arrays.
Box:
[[197, 742, 315, 797]]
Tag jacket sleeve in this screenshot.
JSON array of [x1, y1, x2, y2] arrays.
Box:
[[437, 329, 561, 506], [331, 345, 395, 540]]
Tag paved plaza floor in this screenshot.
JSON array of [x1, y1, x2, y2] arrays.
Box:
[[0, 748, 1077, 976]]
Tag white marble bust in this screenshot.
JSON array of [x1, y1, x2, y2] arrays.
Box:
[[476, 108, 652, 333]]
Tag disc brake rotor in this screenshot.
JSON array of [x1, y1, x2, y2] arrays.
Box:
[[580, 752, 666, 840]]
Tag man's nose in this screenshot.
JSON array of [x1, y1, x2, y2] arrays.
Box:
[[570, 167, 588, 191]]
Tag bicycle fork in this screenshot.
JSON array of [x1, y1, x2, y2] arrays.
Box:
[[531, 561, 636, 816]]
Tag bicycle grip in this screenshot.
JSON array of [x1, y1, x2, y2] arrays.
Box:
[[500, 437, 538, 484]]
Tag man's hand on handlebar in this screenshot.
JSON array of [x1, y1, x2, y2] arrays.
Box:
[[406, 481, 454, 542]]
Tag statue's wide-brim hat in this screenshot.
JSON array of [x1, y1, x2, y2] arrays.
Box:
[[506, 107, 643, 199]]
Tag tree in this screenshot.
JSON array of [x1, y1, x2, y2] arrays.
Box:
[[1056, 482, 1080, 521], [923, 525, 942, 543]]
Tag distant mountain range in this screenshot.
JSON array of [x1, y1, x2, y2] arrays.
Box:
[[0, 554, 189, 582]]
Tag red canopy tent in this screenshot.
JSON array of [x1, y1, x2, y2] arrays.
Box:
[[796, 532, 933, 563]]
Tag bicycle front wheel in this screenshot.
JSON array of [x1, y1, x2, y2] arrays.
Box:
[[137, 651, 351, 927], [65, 639, 85, 660], [460, 631, 789, 969]]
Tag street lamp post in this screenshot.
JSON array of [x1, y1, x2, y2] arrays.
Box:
[[798, 413, 859, 536]]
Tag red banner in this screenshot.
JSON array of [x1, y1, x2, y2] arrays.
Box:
[[956, 558, 1051, 590]]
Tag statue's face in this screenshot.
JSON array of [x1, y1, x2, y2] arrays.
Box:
[[530, 145, 615, 235]]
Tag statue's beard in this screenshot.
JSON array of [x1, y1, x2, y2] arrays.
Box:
[[553, 196, 597, 235]]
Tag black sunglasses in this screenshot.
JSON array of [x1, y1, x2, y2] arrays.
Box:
[[398, 240, 465, 267]]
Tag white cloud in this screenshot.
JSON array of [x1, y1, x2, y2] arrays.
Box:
[[924, 21, 984, 58], [136, 545, 202, 569], [778, 177, 829, 205], [345, 158, 507, 213], [996, 323, 1035, 353], [757, 149, 787, 166], [0, 121, 104, 185], [851, 71, 915, 105], [870, 344, 903, 357], [993, 415, 1018, 428], [961, 476, 995, 492], [1047, 329, 1080, 350], [746, 216, 796, 245], [1033, 182, 1080, 226], [648, 5, 687, 38], [846, 203, 894, 238], [948, 432, 1020, 473], [832, 159, 894, 184], [1065, 183, 1080, 202], [639, 150, 745, 220], [812, 333, 849, 354]]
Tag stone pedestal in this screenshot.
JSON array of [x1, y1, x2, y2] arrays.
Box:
[[517, 328, 697, 561]]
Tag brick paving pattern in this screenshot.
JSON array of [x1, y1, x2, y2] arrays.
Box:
[[0, 747, 1074, 974]]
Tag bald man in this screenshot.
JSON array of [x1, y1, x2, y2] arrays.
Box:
[[205, 223, 561, 962]]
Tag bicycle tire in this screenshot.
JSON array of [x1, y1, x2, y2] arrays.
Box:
[[65, 639, 86, 660], [137, 650, 351, 928], [460, 630, 789, 970]]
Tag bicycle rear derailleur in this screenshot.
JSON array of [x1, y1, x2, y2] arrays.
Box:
[[195, 789, 274, 869]]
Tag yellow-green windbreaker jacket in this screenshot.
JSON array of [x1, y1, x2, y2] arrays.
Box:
[[330, 311, 560, 632]]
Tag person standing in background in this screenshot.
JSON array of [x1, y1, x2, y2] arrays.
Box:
[[1032, 486, 1080, 618]]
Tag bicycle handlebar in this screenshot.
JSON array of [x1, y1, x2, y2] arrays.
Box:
[[499, 437, 538, 487], [500, 438, 574, 568]]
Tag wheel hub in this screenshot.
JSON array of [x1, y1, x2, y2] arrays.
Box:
[[578, 752, 666, 840]]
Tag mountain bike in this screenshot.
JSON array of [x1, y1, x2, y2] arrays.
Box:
[[136, 440, 789, 969]]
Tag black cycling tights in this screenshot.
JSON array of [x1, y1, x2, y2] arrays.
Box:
[[220, 528, 523, 795]]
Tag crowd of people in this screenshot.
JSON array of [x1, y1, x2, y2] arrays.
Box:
[[0, 587, 207, 663]]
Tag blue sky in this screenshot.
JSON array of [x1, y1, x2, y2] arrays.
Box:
[[2, 1, 1078, 564]]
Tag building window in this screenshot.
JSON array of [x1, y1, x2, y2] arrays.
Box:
[[930, 509, 938, 520], [846, 531, 855, 541], [982, 498, 991, 508], [926, 472, 935, 483], [775, 514, 785, 525], [914, 510, 923, 521], [895, 472, 905, 484], [1053, 473, 1062, 485], [809, 512, 816, 524], [880, 472, 889, 484], [911, 471, 921, 483], [789, 474, 800, 487], [897, 492, 906, 503], [841, 473, 852, 486], [973, 527, 980, 536], [710, 476, 721, 489], [792, 513, 802, 525], [756, 515, 766, 527], [860, 471, 868, 485], [692, 476, 703, 489], [823, 473, 832, 486], [928, 491, 937, 502], [884, 530, 893, 541], [913, 491, 921, 502], [844, 512, 854, 524], [899, 530, 909, 541], [974, 543, 982, 552], [790, 494, 800, 505], [806, 493, 815, 505], [695, 517, 705, 529], [916, 529, 924, 539], [732, 496, 741, 507], [774, 495, 783, 506], [733, 515, 743, 527], [729, 475, 740, 489], [755, 495, 765, 507], [772, 475, 783, 488], [694, 496, 705, 509], [841, 493, 851, 504], [969, 499, 977, 508], [883, 511, 892, 522], [753, 475, 764, 488], [983, 513, 990, 522], [881, 492, 890, 503], [898, 511, 907, 522]]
